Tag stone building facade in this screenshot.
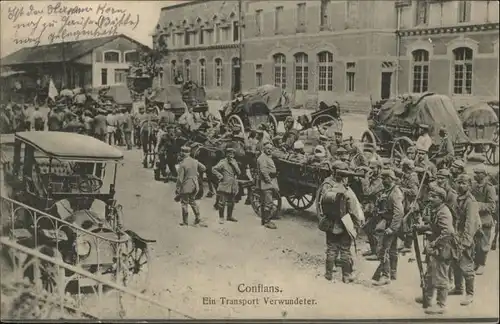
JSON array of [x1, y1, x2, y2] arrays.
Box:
[[154, 0, 499, 110]]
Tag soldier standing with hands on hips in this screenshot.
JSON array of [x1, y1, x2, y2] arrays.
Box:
[[212, 147, 240, 224], [176, 146, 207, 227], [257, 142, 279, 229]]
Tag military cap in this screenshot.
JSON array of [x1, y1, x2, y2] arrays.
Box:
[[401, 158, 415, 169], [407, 146, 417, 153], [181, 146, 191, 153], [451, 159, 465, 169], [381, 169, 397, 180], [337, 146, 348, 154], [263, 141, 273, 148], [456, 173, 471, 183], [428, 184, 447, 200], [225, 147, 235, 153], [293, 140, 305, 150], [473, 163, 487, 174], [319, 135, 329, 142], [436, 169, 451, 178], [314, 145, 326, 157]]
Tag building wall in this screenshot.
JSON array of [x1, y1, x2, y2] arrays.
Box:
[[398, 0, 499, 107], [91, 36, 142, 87]]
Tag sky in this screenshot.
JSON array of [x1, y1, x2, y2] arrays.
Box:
[[0, 1, 184, 58]]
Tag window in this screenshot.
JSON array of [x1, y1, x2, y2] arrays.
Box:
[[199, 59, 206, 86], [255, 9, 263, 35], [294, 53, 308, 90], [458, 1, 471, 23], [297, 3, 306, 29], [411, 49, 429, 93], [215, 58, 223, 87], [101, 68, 108, 85], [103, 51, 119, 63], [255, 64, 263, 87], [114, 69, 128, 84], [199, 29, 204, 45], [415, 0, 429, 26], [345, 62, 356, 93], [184, 59, 191, 81], [453, 47, 473, 95], [124, 51, 138, 63], [320, 0, 330, 28], [215, 23, 221, 43], [275, 6, 283, 33], [184, 31, 190, 46], [273, 53, 286, 89], [172, 32, 177, 46], [317, 51, 334, 91], [233, 21, 239, 42], [171, 60, 177, 83]]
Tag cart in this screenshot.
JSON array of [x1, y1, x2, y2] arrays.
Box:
[[295, 101, 343, 136], [146, 82, 208, 119], [360, 93, 469, 165]]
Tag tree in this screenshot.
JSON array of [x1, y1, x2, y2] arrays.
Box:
[[129, 45, 167, 78]]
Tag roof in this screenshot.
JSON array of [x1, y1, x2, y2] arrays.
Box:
[[0, 70, 25, 78], [1, 34, 149, 66], [376, 93, 469, 143], [15, 132, 123, 161]]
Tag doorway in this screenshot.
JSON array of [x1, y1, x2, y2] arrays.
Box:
[[380, 72, 392, 100]]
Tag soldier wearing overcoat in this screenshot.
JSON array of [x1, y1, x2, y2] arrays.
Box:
[[212, 147, 241, 224], [256, 142, 278, 229], [398, 158, 420, 253]]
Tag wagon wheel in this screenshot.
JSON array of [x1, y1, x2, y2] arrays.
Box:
[[250, 187, 282, 219], [485, 138, 499, 165], [228, 115, 245, 135], [268, 114, 278, 136], [312, 114, 342, 136], [123, 240, 152, 293], [285, 193, 315, 211], [391, 136, 413, 161], [361, 130, 376, 145]]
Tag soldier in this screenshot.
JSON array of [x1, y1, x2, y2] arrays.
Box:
[[316, 161, 364, 283], [281, 116, 299, 150], [414, 184, 456, 314], [416, 124, 433, 152], [133, 105, 146, 148], [336, 146, 350, 163], [406, 146, 417, 161], [32, 106, 46, 131], [361, 159, 384, 259], [159, 102, 176, 126], [292, 140, 306, 156], [106, 108, 118, 145], [436, 169, 458, 223], [372, 169, 404, 285], [397, 158, 420, 254], [449, 174, 481, 306], [93, 108, 108, 141], [156, 122, 169, 179], [450, 159, 467, 178], [414, 143, 437, 180], [122, 107, 133, 150], [434, 127, 454, 168], [178, 105, 197, 132], [255, 130, 266, 154], [258, 123, 272, 144], [176, 146, 207, 227], [47, 104, 65, 131], [257, 142, 278, 229], [212, 147, 241, 224], [471, 164, 497, 275]]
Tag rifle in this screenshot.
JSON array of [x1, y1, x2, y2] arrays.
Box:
[[412, 226, 429, 309], [492, 220, 499, 251]]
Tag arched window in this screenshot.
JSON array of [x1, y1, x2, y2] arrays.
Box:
[[411, 49, 429, 93], [294, 53, 308, 90], [453, 47, 473, 95], [273, 53, 287, 89], [215, 58, 223, 87], [124, 51, 139, 63], [171, 60, 177, 83], [103, 51, 120, 63], [199, 59, 206, 86], [317, 51, 333, 91], [184, 59, 191, 81]]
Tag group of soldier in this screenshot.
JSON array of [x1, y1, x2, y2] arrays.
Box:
[[315, 134, 498, 315]]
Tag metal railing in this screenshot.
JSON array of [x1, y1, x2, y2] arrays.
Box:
[[0, 195, 194, 320]]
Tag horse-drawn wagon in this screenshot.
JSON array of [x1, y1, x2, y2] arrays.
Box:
[[361, 93, 469, 165], [295, 101, 343, 136], [459, 101, 499, 165], [220, 85, 292, 136], [1, 132, 154, 294]]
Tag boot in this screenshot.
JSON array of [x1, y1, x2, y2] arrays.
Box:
[[425, 288, 447, 314], [390, 257, 398, 281], [264, 221, 277, 229], [179, 212, 188, 226], [342, 263, 355, 283], [460, 276, 474, 306], [415, 291, 433, 309], [475, 265, 485, 275], [324, 258, 335, 281], [226, 205, 238, 222], [372, 276, 391, 286], [449, 272, 463, 295], [218, 208, 225, 224], [372, 264, 382, 282]]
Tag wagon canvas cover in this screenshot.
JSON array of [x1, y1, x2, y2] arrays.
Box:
[[376, 93, 468, 143], [460, 102, 499, 141], [222, 85, 288, 117], [148, 86, 187, 109]]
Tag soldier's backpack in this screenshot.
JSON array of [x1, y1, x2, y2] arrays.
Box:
[[319, 188, 349, 232]]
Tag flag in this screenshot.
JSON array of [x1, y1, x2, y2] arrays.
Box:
[[48, 78, 58, 100]]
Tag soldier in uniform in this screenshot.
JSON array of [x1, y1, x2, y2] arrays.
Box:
[[450, 159, 467, 178], [212, 147, 241, 224], [449, 174, 481, 306], [316, 161, 365, 283], [93, 108, 108, 141], [47, 104, 66, 131], [414, 184, 456, 314], [434, 127, 454, 168], [176, 146, 207, 227], [156, 122, 170, 180], [336, 146, 350, 163], [361, 159, 384, 259], [415, 143, 437, 180], [397, 158, 420, 253], [281, 116, 299, 150], [471, 164, 497, 275], [257, 142, 279, 229], [159, 102, 176, 125], [258, 123, 272, 144], [178, 105, 197, 133], [436, 169, 458, 222], [406, 146, 417, 161], [133, 105, 146, 148], [372, 169, 404, 285]]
